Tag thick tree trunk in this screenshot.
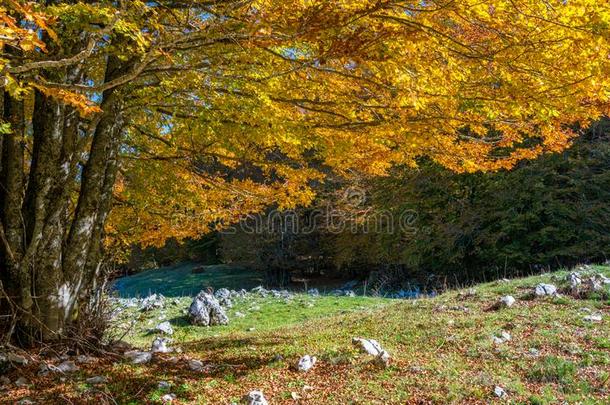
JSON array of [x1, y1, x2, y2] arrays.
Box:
[[0, 57, 127, 345]]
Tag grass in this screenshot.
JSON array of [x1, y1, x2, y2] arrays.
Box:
[[111, 294, 389, 348], [5, 265, 610, 404]]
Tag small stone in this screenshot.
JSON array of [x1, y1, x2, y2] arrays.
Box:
[[410, 366, 424, 373], [307, 288, 320, 296], [374, 350, 391, 368], [124, 350, 152, 364], [234, 311, 246, 318], [215, 288, 233, 308], [85, 376, 108, 384], [37, 363, 51, 376], [568, 272, 582, 288], [492, 336, 505, 345], [158, 381, 171, 389], [494, 386, 507, 398], [151, 337, 172, 353], [161, 393, 176, 403], [7, 353, 28, 365], [492, 331, 511, 345], [297, 355, 317, 372], [251, 286, 268, 297], [499, 295, 515, 308], [155, 321, 174, 335], [528, 348, 540, 357], [76, 355, 95, 364], [584, 314, 602, 322], [141, 293, 165, 311], [14, 377, 29, 387], [188, 359, 204, 372], [57, 360, 79, 373], [16, 399, 35, 405], [241, 390, 268, 405], [535, 283, 558, 297], [247, 327, 256, 332]]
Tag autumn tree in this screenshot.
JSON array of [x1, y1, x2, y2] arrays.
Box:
[[1, 0, 609, 344]]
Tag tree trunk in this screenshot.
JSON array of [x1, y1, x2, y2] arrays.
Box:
[[0, 57, 128, 345]]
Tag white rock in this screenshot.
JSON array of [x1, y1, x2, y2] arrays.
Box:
[[141, 293, 165, 311], [493, 331, 511, 345], [583, 314, 602, 322], [242, 390, 268, 405], [568, 272, 582, 288], [155, 321, 174, 335], [535, 283, 558, 297], [214, 288, 233, 307], [152, 337, 173, 353], [492, 336, 505, 345], [124, 350, 152, 364], [352, 337, 384, 356], [215, 288, 231, 300], [499, 295, 516, 308], [158, 381, 171, 389], [161, 393, 176, 403], [297, 355, 317, 372], [188, 292, 229, 326], [307, 288, 320, 296], [352, 337, 391, 367], [234, 311, 246, 318], [85, 376, 108, 384], [494, 386, 507, 398]]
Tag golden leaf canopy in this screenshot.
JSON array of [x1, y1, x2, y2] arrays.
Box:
[[2, 0, 609, 247]]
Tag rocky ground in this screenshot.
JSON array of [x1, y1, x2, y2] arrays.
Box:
[[1, 265, 609, 404]]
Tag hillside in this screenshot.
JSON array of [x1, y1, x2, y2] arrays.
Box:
[[2, 266, 609, 404]]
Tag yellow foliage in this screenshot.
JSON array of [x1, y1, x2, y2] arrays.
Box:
[[4, 0, 610, 249]]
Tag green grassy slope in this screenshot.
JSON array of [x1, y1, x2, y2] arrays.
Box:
[[7, 266, 610, 404]]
